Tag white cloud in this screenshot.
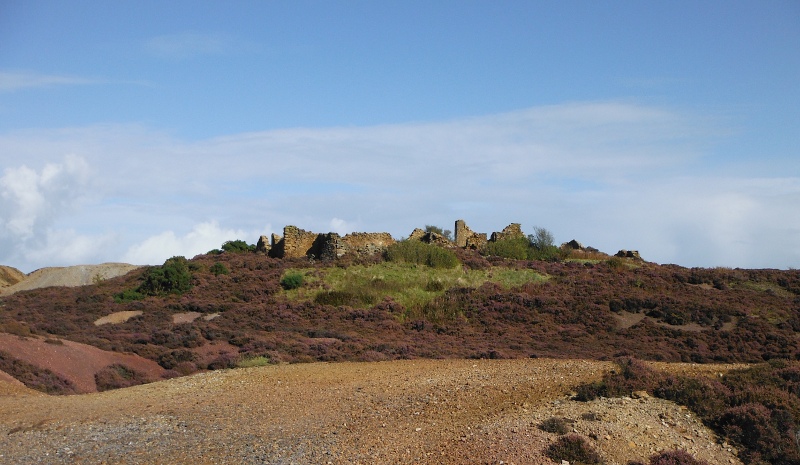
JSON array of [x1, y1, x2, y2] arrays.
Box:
[[122, 221, 270, 265], [329, 218, 354, 235], [0, 102, 796, 270], [145, 33, 236, 59], [0, 155, 89, 240], [0, 71, 99, 92]]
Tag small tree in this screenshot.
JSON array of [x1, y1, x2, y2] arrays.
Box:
[[221, 240, 255, 253], [138, 256, 193, 296], [424, 225, 453, 241], [528, 226, 555, 250], [528, 226, 562, 261]]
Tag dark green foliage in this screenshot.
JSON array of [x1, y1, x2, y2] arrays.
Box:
[[539, 416, 572, 434], [221, 240, 255, 253], [545, 434, 605, 464], [484, 236, 530, 260], [280, 272, 304, 290], [210, 262, 229, 276], [648, 450, 709, 465], [385, 240, 459, 268], [528, 226, 563, 261], [528, 226, 555, 250], [424, 279, 446, 292], [0, 350, 78, 394], [114, 288, 145, 303], [424, 225, 453, 241], [94, 364, 150, 391], [138, 256, 193, 296], [528, 244, 564, 261]]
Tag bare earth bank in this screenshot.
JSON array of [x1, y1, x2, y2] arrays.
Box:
[[0, 359, 742, 465]]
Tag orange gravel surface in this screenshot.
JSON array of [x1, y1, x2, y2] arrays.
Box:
[[0, 359, 743, 465]]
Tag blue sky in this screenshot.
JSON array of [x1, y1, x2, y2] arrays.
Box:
[[1, 1, 798, 272]]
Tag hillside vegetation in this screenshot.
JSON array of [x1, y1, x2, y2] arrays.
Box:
[[2, 239, 800, 464], [1, 245, 798, 373]]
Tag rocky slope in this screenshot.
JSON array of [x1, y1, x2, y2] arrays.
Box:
[[0, 358, 743, 465], [0, 265, 25, 291]]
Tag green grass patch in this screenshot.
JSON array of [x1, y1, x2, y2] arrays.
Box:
[[236, 356, 271, 368], [736, 281, 795, 298], [282, 262, 548, 318]]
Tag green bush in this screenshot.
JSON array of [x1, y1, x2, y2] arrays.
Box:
[[210, 262, 229, 276], [138, 256, 193, 296], [528, 226, 555, 250], [114, 289, 145, 303], [424, 225, 453, 241], [528, 245, 564, 261], [385, 240, 459, 268], [280, 272, 304, 290], [221, 240, 255, 253], [484, 236, 529, 260]]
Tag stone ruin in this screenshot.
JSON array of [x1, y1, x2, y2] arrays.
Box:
[[254, 220, 639, 261], [257, 226, 395, 260], [455, 219, 487, 250], [560, 239, 600, 254], [615, 249, 642, 260]]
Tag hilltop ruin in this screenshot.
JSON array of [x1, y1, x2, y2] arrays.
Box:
[[257, 220, 536, 260]]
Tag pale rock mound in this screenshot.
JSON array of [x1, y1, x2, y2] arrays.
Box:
[[0, 263, 142, 296], [0, 265, 25, 291]]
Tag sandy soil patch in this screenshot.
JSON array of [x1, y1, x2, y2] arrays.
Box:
[[0, 359, 744, 465], [94, 311, 143, 326], [172, 312, 203, 324]]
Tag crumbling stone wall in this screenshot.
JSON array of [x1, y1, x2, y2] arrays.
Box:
[[280, 226, 320, 259], [615, 249, 642, 260], [342, 232, 394, 255], [262, 220, 610, 261], [319, 233, 345, 260], [455, 219, 487, 250], [270, 226, 395, 259], [490, 223, 524, 242], [255, 235, 271, 254], [406, 228, 452, 246]]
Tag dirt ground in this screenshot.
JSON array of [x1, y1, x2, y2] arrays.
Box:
[[0, 358, 743, 465]]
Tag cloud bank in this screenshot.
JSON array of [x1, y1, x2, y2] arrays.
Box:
[[0, 102, 797, 272]]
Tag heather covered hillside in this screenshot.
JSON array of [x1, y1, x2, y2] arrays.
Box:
[[1, 240, 798, 393], [3, 239, 800, 464]]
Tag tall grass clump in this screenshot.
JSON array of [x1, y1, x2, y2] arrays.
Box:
[[385, 240, 459, 268], [484, 237, 529, 260]]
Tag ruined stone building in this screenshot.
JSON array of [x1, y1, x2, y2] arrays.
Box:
[[257, 220, 534, 260]]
